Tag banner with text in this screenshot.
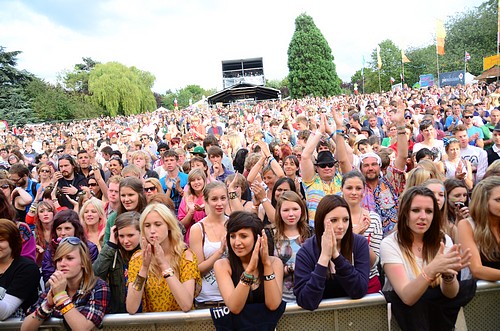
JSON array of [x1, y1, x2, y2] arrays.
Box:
[[419, 74, 434, 88], [439, 70, 465, 87]]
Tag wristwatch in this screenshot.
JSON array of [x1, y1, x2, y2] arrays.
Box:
[[162, 268, 175, 279], [261, 198, 269, 203], [228, 191, 238, 200]]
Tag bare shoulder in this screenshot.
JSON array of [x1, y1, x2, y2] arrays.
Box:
[[184, 248, 195, 262], [214, 258, 230, 271]]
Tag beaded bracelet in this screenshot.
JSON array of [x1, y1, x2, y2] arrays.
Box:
[[240, 272, 255, 286]]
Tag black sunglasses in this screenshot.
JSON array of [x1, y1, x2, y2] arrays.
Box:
[[318, 163, 335, 169], [463, 115, 473, 119], [88, 182, 98, 187], [57, 150, 64, 153], [1, 184, 10, 189], [144, 186, 157, 192]]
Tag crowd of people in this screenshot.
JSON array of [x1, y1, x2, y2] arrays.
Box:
[[0, 81, 499, 330]]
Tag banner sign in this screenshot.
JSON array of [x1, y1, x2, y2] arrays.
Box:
[[419, 74, 434, 88], [439, 70, 465, 87]]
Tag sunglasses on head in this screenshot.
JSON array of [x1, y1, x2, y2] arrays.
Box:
[[318, 163, 335, 169], [59, 236, 82, 246], [144, 186, 156, 192]]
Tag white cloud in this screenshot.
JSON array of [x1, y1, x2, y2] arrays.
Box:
[[0, 0, 485, 94]]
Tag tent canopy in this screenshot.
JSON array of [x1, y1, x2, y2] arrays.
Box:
[[475, 65, 500, 81], [207, 83, 280, 105]]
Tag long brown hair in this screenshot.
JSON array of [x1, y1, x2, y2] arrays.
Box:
[[397, 186, 444, 287], [314, 195, 353, 264], [274, 191, 310, 245]]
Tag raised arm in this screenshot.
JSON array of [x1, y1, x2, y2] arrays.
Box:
[[300, 126, 322, 183], [330, 110, 353, 174]]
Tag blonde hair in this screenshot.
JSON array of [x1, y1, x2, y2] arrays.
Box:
[[144, 178, 163, 193], [415, 159, 445, 181], [140, 204, 185, 278], [53, 241, 97, 293], [131, 150, 152, 171], [470, 176, 500, 262], [79, 198, 106, 239]]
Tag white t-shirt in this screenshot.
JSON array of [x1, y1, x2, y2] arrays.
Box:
[[380, 232, 453, 291], [460, 145, 488, 182], [413, 140, 445, 162]]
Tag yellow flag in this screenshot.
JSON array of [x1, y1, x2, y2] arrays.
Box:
[[377, 45, 382, 69], [436, 19, 446, 55], [401, 50, 410, 63]]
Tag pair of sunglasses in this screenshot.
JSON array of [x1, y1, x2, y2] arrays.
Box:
[[318, 163, 336, 169]]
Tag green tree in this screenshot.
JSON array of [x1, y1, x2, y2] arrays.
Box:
[[61, 57, 100, 94], [162, 85, 215, 109], [442, 0, 496, 75], [0, 46, 35, 125], [368, 39, 402, 92], [88, 62, 156, 116], [405, 45, 437, 87], [287, 13, 341, 98]]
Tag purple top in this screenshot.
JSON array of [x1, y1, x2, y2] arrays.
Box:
[[293, 234, 370, 311]]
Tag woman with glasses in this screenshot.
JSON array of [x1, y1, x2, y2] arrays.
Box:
[[126, 203, 201, 313], [0, 219, 40, 320], [86, 176, 103, 200], [143, 178, 163, 201], [22, 236, 110, 330], [178, 168, 207, 243], [42, 210, 98, 283], [35, 162, 54, 189], [93, 212, 141, 313]]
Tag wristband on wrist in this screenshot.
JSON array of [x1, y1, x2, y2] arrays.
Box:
[[261, 197, 269, 204], [264, 273, 276, 281], [441, 273, 455, 283], [59, 302, 74, 315], [133, 274, 147, 291], [162, 267, 175, 279], [228, 191, 238, 200], [420, 268, 436, 283], [240, 272, 255, 286]]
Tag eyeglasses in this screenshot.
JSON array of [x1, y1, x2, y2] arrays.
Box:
[[10, 177, 21, 183], [57, 150, 64, 153], [1, 184, 9, 189], [59, 236, 82, 246], [318, 163, 335, 169], [88, 182, 98, 187], [463, 116, 473, 119], [40, 169, 51, 173], [144, 186, 157, 192]]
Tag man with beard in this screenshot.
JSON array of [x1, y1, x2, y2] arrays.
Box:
[[55, 154, 88, 209], [8, 164, 40, 213], [360, 102, 408, 237]]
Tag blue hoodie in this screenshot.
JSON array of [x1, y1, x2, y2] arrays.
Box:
[[293, 234, 370, 311]]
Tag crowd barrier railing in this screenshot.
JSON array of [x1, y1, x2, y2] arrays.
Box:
[[1, 280, 498, 331]]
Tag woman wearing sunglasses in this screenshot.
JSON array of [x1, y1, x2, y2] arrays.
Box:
[[35, 162, 54, 189], [143, 178, 163, 202], [42, 210, 98, 284], [22, 236, 110, 330]]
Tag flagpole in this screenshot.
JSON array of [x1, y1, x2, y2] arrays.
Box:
[[464, 50, 467, 77], [362, 72, 365, 94], [378, 69, 382, 93], [497, 0, 499, 82]]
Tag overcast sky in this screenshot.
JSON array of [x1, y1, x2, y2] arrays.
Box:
[[0, 0, 486, 94]]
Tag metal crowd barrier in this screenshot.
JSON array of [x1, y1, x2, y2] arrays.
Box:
[[1, 281, 498, 331]]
